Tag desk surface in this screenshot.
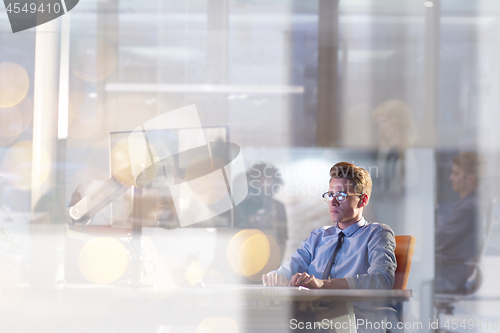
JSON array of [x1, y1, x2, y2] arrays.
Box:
[[179, 285, 412, 302], [1, 285, 412, 332], [7, 284, 412, 302]]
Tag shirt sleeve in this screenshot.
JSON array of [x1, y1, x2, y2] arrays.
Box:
[[349, 226, 397, 289], [269, 229, 320, 280]]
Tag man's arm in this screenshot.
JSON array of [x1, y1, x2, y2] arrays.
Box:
[[345, 226, 397, 289], [284, 225, 396, 290], [288, 272, 349, 289], [263, 229, 321, 286], [263, 272, 288, 286]]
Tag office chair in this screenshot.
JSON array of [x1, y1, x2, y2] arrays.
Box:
[[390, 235, 416, 328], [368, 235, 415, 333], [434, 198, 498, 326], [393, 235, 416, 290]]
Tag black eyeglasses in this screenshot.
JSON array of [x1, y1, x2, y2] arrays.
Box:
[[322, 191, 363, 203]]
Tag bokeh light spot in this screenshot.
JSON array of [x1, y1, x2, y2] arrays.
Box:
[[227, 229, 270, 277], [71, 37, 117, 82], [247, 235, 281, 282], [0, 96, 36, 144], [0, 135, 18, 148], [0, 62, 29, 108], [18, 96, 33, 133], [184, 259, 207, 285], [1, 140, 51, 190], [111, 137, 159, 187], [78, 237, 129, 284], [196, 317, 239, 333], [111, 138, 137, 186], [0, 106, 23, 138]]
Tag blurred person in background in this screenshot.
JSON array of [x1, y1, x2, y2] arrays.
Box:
[[435, 151, 485, 293], [204, 162, 288, 285], [372, 99, 418, 236], [235, 162, 288, 262]]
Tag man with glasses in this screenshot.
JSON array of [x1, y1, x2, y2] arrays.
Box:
[[262, 162, 397, 290]]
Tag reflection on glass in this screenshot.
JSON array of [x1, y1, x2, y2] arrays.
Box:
[[111, 137, 159, 187], [71, 37, 118, 82], [0, 62, 29, 108], [372, 99, 418, 192], [1, 140, 51, 190], [0, 107, 23, 147], [0, 106, 23, 139], [227, 229, 270, 277], [126, 105, 247, 227], [234, 162, 288, 261], [372, 99, 419, 235], [78, 237, 129, 284], [68, 91, 104, 139], [435, 152, 485, 294]]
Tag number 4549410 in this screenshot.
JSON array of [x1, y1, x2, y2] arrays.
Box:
[[5, 2, 63, 14], [444, 319, 499, 330]]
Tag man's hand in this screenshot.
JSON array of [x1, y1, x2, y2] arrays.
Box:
[[289, 272, 324, 289], [262, 272, 288, 286]]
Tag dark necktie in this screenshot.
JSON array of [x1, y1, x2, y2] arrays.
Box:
[[322, 231, 345, 280]]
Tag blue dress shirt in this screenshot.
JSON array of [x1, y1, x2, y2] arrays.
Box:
[[272, 217, 397, 289]]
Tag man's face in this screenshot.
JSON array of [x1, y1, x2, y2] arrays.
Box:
[[449, 164, 467, 194], [328, 178, 365, 225]]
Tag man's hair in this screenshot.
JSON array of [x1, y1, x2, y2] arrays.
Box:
[[452, 152, 485, 180], [329, 162, 372, 198]]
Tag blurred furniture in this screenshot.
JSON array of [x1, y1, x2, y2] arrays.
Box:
[[377, 235, 416, 331], [358, 235, 415, 333], [1, 285, 412, 333], [394, 235, 416, 290], [434, 198, 498, 329]]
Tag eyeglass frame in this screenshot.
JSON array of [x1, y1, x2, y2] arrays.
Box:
[[322, 191, 365, 203]]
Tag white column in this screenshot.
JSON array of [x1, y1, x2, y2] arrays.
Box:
[[32, 19, 61, 208], [30, 18, 63, 286]]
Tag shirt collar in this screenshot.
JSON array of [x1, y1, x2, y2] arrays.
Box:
[[335, 217, 367, 237], [464, 190, 478, 199]]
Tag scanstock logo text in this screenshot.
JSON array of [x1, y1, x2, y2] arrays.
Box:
[[4, 0, 79, 33]]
